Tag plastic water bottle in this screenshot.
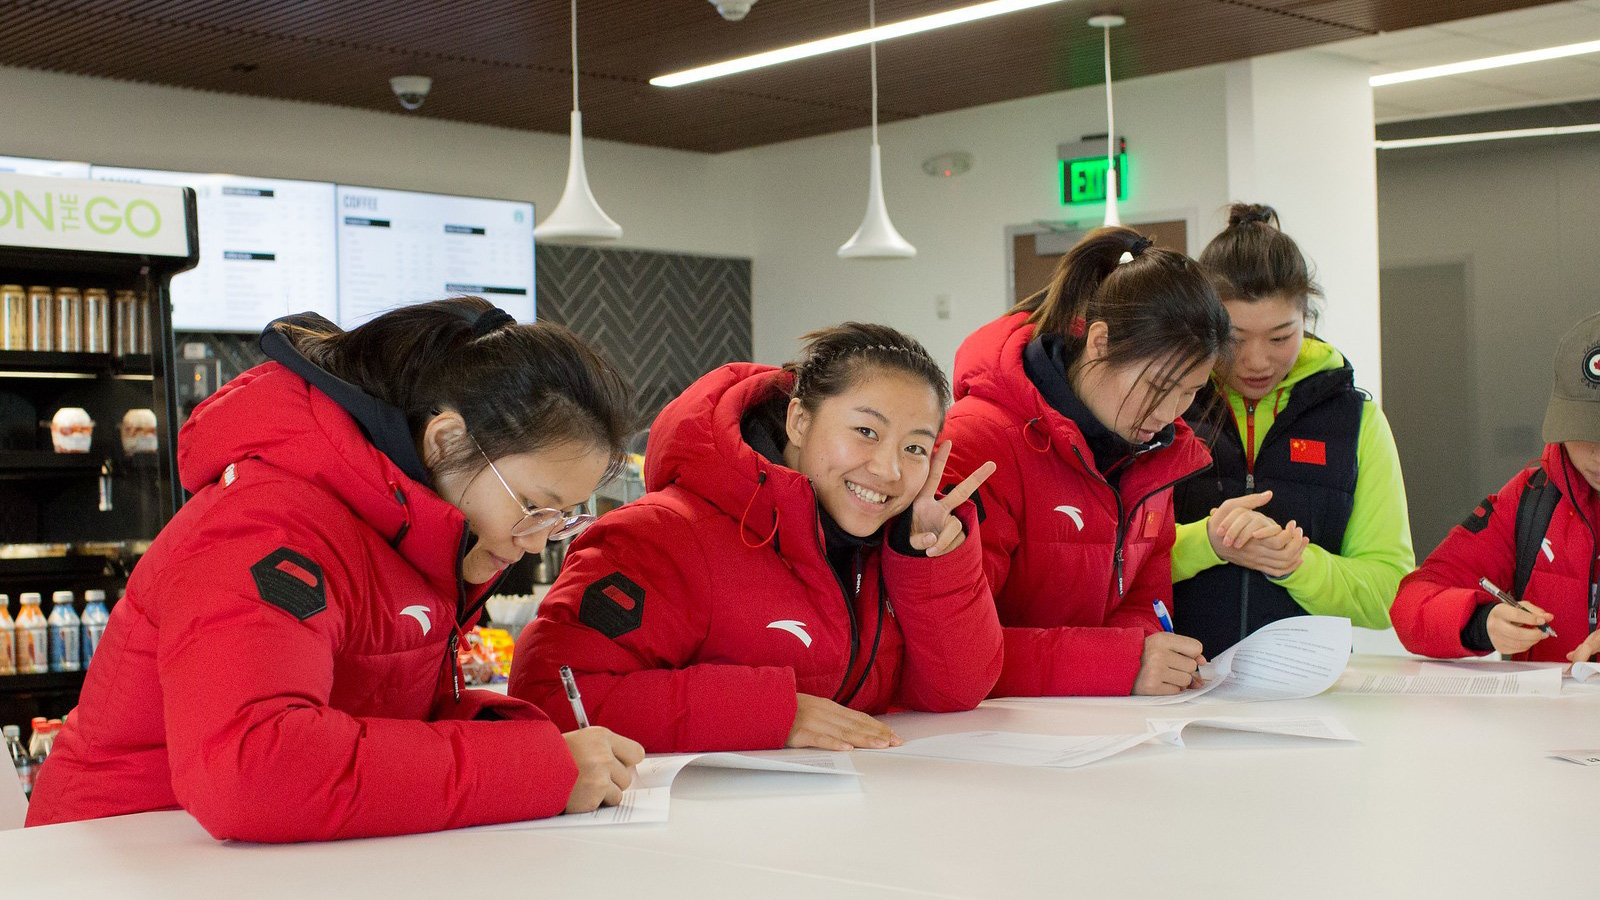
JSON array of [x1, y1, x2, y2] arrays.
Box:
[[0, 595, 15, 676], [13, 593, 48, 675], [80, 590, 109, 665], [3, 725, 30, 797], [47, 591, 80, 673]]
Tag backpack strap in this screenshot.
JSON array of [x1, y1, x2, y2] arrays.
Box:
[[1512, 465, 1561, 599]]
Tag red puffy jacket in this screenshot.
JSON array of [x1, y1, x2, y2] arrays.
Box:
[[1392, 442, 1599, 661], [26, 360, 577, 842], [510, 363, 1003, 752], [943, 313, 1211, 696]]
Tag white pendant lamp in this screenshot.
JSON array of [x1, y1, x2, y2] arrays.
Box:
[[535, 0, 623, 244], [838, 0, 915, 260], [1090, 14, 1124, 229]]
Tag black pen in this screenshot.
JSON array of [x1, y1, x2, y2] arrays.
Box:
[[558, 665, 591, 728], [1479, 577, 1557, 637]]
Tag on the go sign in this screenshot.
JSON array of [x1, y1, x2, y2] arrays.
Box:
[[0, 172, 190, 257]]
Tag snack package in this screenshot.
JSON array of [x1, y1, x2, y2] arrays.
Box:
[[478, 627, 515, 681]]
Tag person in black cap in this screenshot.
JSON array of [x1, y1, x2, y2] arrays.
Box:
[[1392, 310, 1600, 663]]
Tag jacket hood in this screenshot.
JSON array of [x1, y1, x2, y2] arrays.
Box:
[[178, 352, 466, 582], [954, 312, 1031, 402], [645, 363, 807, 523]]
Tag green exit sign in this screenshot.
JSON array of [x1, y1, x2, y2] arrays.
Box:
[[1061, 154, 1128, 205]]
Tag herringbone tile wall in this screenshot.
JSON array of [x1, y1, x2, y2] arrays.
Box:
[[536, 245, 753, 429]]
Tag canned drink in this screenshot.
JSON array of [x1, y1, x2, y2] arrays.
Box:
[[27, 285, 54, 351], [83, 288, 110, 353], [1, 284, 24, 350], [54, 286, 83, 353], [114, 290, 136, 356]]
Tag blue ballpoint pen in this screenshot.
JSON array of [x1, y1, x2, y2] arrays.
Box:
[[1152, 599, 1175, 632]]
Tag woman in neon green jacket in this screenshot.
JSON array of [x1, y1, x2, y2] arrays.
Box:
[[1169, 203, 1414, 654]]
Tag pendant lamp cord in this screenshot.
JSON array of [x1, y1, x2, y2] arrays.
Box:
[[570, 0, 580, 112], [869, 0, 879, 147], [1102, 22, 1114, 176]]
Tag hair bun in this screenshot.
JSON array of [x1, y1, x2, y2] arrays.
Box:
[[1228, 203, 1278, 228]]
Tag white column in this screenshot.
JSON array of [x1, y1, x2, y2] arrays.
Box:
[[1224, 51, 1381, 400]]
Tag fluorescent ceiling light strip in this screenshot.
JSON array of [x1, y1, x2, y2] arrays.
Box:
[[651, 0, 1072, 87], [1370, 38, 1600, 86], [1375, 122, 1600, 149]]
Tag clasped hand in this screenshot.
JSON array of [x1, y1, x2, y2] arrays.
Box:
[[1206, 489, 1308, 578]]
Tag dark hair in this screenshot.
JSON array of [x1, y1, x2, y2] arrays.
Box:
[[1199, 203, 1323, 321], [784, 322, 951, 417], [278, 296, 634, 481], [1012, 226, 1231, 424]]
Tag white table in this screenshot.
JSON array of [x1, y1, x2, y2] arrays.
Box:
[[4, 655, 1597, 899]]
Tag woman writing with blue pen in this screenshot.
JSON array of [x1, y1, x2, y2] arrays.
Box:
[[941, 227, 1232, 697]]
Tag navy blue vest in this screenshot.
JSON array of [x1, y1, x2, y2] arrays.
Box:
[[1172, 362, 1363, 654]]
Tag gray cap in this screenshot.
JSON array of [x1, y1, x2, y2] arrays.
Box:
[[1544, 310, 1600, 444]]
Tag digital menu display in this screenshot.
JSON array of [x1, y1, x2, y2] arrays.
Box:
[[0, 155, 92, 178], [335, 185, 535, 326], [91, 167, 340, 331]]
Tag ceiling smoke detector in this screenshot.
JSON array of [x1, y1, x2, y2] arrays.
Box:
[[710, 0, 757, 21]]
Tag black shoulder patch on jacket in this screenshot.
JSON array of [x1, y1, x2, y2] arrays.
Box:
[[1461, 496, 1494, 534], [249, 548, 327, 620], [580, 572, 645, 639]]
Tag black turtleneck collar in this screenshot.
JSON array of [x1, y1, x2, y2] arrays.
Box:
[[1023, 332, 1172, 486], [259, 313, 433, 487]]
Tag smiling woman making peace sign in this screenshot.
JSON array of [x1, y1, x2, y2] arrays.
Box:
[[511, 323, 1004, 753]]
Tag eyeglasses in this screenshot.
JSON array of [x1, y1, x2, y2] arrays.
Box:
[[470, 436, 595, 541]]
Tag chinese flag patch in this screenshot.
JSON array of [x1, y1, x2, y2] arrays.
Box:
[[1289, 438, 1326, 465], [1142, 508, 1162, 539]]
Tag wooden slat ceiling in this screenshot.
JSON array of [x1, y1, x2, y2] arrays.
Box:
[[0, 0, 1563, 153]]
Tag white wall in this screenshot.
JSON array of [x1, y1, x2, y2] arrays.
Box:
[[0, 65, 755, 261], [730, 65, 1233, 370], [1224, 51, 1383, 399]]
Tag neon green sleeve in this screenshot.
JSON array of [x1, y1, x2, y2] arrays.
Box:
[[1172, 517, 1225, 582], [1273, 401, 1415, 628]]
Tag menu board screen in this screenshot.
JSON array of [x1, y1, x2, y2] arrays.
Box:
[[335, 185, 535, 326], [91, 167, 339, 331], [0, 155, 92, 178]]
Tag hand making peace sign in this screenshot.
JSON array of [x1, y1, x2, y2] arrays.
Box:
[[908, 441, 997, 557]]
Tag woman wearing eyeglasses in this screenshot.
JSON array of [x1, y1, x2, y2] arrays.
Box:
[[510, 323, 1004, 753], [26, 298, 646, 843]]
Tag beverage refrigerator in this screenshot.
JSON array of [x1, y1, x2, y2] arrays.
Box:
[[0, 172, 198, 742]]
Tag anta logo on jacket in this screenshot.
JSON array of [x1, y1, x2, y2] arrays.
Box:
[[511, 363, 1003, 753]]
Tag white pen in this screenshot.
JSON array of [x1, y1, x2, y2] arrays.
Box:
[[559, 665, 591, 729]]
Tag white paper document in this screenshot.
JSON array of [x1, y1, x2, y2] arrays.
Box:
[[873, 715, 1356, 768], [1568, 661, 1600, 683], [480, 751, 858, 830], [1549, 748, 1600, 765], [992, 615, 1352, 706], [1144, 715, 1359, 744], [1337, 662, 1563, 696]]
